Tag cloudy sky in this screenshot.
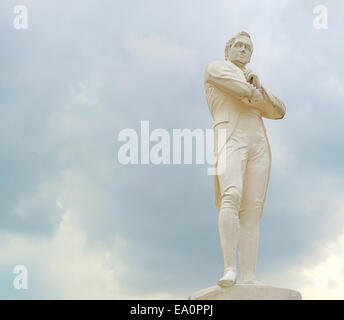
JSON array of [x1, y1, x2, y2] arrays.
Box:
[[0, 0, 343, 299]]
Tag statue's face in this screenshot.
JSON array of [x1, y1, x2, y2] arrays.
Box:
[[228, 35, 253, 68]]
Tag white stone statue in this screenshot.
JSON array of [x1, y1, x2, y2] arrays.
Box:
[[189, 31, 301, 300], [205, 30, 286, 287]]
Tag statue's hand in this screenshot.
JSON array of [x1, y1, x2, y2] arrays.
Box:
[[245, 70, 261, 89], [250, 88, 264, 104]]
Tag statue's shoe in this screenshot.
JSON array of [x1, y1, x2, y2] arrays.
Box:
[[241, 279, 263, 285], [218, 268, 237, 288]]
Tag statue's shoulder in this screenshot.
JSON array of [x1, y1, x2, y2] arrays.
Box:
[[206, 60, 226, 69], [208, 60, 226, 66], [206, 60, 236, 73]]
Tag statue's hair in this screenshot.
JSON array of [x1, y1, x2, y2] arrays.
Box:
[[224, 31, 253, 61]]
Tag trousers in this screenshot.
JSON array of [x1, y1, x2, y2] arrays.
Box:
[[217, 111, 270, 217], [216, 110, 270, 281]]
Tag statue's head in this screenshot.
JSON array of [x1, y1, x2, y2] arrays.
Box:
[[225, 31, 253, 68]]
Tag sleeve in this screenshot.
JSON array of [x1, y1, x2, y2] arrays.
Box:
[[205, 61, 255, 100], [241, 86, 286, 119], [261, 87, 286, 119]]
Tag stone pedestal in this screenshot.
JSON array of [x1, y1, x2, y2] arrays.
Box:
[[189, 284, 302, 300]]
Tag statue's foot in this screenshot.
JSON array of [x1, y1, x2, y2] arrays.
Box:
[[241, 279, 263, 285], [218, 268, 237, 288]]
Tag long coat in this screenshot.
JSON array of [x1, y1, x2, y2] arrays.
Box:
[[204, 60, 286, 211]]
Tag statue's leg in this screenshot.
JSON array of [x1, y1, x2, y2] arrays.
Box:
[[218, 207, 239, 287], [238, 133, 270, 285], [217, 134, 248, 287], [238, 205, 261, 284]]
